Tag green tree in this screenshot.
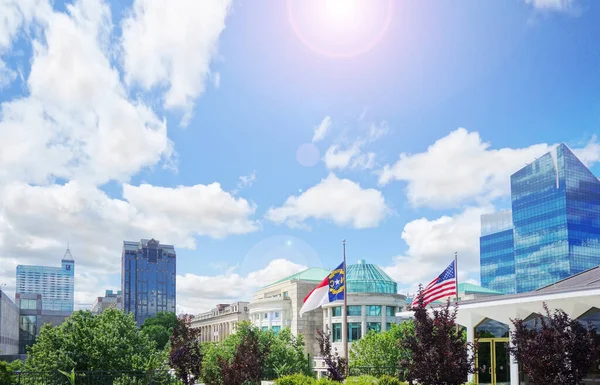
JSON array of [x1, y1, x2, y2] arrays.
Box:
[[219, 325, 269, 385], [24, 309, 164, 382], [0, 360, 16, 385], [263, 328, 311, 379], [169, 315, 202, 385], [141, 311, 178, 351], [349, 322, 414, 378]]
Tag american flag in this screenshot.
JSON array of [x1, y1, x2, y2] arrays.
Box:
[[412, 260, 457, 307]]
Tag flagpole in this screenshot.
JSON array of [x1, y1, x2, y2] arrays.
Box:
[[455, 251, 459, 334], [343, 239, 349, 377]]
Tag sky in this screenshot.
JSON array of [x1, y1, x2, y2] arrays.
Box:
[[0, 0, 599, 314]]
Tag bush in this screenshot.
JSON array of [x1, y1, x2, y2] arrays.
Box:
[[275, 373, 316, 385], [346, 375, 379, 384], [315, 378, 340, 385], [378, 375, 407, 385]]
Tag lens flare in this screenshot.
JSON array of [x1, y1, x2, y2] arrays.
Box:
[[288, 0, 393, 58]]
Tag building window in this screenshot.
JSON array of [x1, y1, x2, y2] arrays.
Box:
[[264, 313, 268, 319], [332, 306, 342, 317], [261, 326, 268, 332], [332, 323, 342, 342], [274, 312, 279, 318], [347, 306, 361, 316], [386, 306, 396, 317], [283, 291, 289, 298], [348, 322, 361, 342], [367, 322, 381, 333], [367, 306, 381, 316], [272, 326, 281, 335]]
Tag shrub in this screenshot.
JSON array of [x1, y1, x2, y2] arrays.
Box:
[[275, 373, 316, 385], [378, 375, 407, 385], [346, 375, 379, 384], [315, 377, 340, 385]]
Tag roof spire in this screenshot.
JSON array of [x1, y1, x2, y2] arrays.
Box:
[[63, 243, 73, 260]]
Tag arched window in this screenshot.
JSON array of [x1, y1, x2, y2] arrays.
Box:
[[577, 307, 600, 330], [521, 313, 549, 331], [475, 318, 509, 338]]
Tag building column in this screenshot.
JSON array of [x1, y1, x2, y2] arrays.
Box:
[[381, 306, 387, 332], [466, 323, 475, 383], [361, 305, 367, 338], [509, 325, 519, 385], [328, 307, 333, 333]]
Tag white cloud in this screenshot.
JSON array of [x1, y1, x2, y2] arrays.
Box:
[[121, 0, 231, 120], [384, 206, 490, 293], [0, 0, 174, 186], [213, 72, 221, 89], [177, 259, 307, 314], [265, 173, 389, 229], [312, 116, 331, 143], [524, 0, 577, 11], [378, 128, 557, 208], [573, 136, 600, 167], [323, 120, 388, 170], [238, 171, 257, 190]]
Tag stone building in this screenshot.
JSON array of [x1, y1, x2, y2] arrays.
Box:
[[191, 302, 249, 342]]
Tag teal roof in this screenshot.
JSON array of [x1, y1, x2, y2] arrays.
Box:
[[261, 267, 330, 289], [459, 283, 502, 295], [347, 260, 397, 294]]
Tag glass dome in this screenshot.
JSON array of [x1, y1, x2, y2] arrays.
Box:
[[346, 260, 398, 294]]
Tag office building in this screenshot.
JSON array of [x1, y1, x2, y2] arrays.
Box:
[[91, 290, 122, 315], [191, 302, 250, 342], [16, 248, 75, 312], [15, 293, 71, 354], [122, 239, 176, 326], [481, 144, 600, 294], [0, 289, 19, 357], [249, 260, 406, 376]]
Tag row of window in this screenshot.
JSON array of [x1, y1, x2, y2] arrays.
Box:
[[331, 305, 397, 317], [331, 322, 395, 342]]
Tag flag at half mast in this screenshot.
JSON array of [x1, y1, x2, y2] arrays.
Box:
[[412, 260, 457, 307], [299, 262, 345, 317]]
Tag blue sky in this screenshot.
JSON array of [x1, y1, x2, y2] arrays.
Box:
[[0, 0, 599, 313]]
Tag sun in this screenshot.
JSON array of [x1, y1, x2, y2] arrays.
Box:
[[287, 0, 393, 58], [323, 0, 361, 27]]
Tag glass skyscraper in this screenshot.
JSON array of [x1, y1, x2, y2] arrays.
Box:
[[16, 248, 75, 312], [481, 144, 600, 293], [122, 239, 176, 325]]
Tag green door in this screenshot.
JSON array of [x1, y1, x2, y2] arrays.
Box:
[[476, 338, 511, 385], [477, 340, 493, 385]]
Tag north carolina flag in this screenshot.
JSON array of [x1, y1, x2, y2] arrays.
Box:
[[299, 262, 345, 317]]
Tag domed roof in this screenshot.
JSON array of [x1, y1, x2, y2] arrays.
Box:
[[347, 260, 398, 294]]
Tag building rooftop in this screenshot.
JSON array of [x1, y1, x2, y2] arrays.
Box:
[[261, 267, 331, 289], [123, 239, 176, 252], [347, 260, 397, 294], [459, 282, 503, 296]]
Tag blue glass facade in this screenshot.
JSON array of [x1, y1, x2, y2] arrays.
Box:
[[16, 248, 74, 312], [480, 144, 600, 293], [122, 239, 176, 325], [480, 210, 516, 293]]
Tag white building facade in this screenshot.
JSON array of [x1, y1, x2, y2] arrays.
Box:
[[191, 302, 250, 343], [397, 266, 600, 385]]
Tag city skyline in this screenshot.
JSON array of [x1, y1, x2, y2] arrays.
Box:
[[1, 0, 600, 315]]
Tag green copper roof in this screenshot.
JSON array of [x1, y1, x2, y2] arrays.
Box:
[[261, 267, 330, 289], [347, 260, 397, 294], [458, 282, 502, 295]]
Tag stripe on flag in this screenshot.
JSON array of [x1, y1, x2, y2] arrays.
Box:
[[412, 260, 457, 307]]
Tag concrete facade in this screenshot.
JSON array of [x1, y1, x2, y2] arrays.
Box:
[[91, 290, 122, 315], [191, 302, 249, 342], [0, 290, 19, 356], [249, 278, 325, 358]]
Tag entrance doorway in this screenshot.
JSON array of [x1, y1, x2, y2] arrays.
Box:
[[476, 338, 510, 385]]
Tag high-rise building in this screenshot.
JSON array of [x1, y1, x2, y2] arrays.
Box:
[[481, 144, 600, 294], [121, 239, 176, 325], [16, 248, 75, 312]]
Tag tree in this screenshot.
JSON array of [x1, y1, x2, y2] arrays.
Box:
[[219, 325, 269, 385], [262, 328, 311, 379], [400, 286, 475, 385], [316, 328, 347, 382], [350, 322, 414, 378], [509, 303, 597, 385], [169, 314, 202, 385], [141, 311, 178, 351], [24, 309, 163, 382]]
